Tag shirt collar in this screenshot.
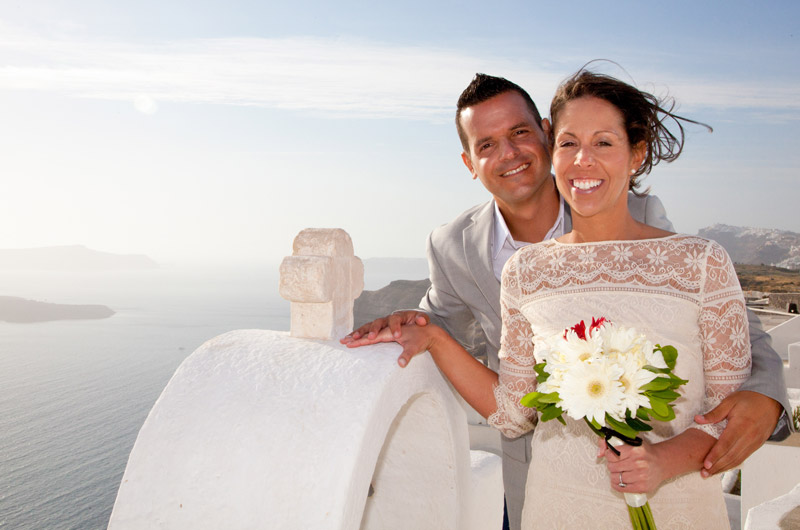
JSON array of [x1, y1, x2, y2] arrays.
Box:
[[491, 194, 566, 260]]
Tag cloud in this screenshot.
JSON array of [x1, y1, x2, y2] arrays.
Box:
[[0, 32, 798, 121]]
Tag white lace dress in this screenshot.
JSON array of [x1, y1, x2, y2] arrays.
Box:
[[488, 235, 751, 530]]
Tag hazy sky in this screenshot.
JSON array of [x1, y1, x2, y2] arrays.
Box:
[[1, 1, 798, 265]]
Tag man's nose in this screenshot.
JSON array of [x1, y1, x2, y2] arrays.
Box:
[[499, 138, 520, 160]]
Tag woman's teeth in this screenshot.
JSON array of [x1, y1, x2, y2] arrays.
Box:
[[572, 179, 601, 190]]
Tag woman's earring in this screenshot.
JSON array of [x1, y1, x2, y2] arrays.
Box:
[[630, 169, 636, 174]]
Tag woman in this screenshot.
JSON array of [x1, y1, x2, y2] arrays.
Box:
[[353, 68, 749, 528]]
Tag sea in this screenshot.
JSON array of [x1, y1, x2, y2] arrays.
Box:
[[0, 264, 414, 529]]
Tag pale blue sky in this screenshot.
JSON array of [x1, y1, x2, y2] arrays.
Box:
[[1, 1, 798, 264]]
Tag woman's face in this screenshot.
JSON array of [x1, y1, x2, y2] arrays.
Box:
[[551, 96, 644, 221]]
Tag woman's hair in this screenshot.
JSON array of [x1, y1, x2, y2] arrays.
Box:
[[549, 65, 711, 194]]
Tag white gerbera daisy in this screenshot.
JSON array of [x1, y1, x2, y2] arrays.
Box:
[[546, 328, 603, 368], [558, 358, 626, 425], [597, 323, 652, 365], [617, 356, 658, 413]]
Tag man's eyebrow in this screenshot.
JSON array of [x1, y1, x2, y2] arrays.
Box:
[[509, 121, 532, 131]]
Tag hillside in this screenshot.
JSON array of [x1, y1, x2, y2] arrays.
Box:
[[699, 224, 800, 270], [734, 264, 800, 293]]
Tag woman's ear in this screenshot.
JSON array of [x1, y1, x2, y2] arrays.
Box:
[[631, 141, 646, 172], [542, 118, 552, 152]]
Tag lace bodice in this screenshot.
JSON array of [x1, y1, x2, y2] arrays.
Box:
[[488, 234, 751, 441]]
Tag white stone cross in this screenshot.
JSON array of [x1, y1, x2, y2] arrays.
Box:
[[279, 228, 364, 340]]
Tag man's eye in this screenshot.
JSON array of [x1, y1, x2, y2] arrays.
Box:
[[513, 129, 529, 136], [480, 143, 492, 151]]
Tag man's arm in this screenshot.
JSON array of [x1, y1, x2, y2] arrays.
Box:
[[695, 308, 791, 476]]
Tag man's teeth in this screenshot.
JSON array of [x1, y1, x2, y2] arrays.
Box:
[[502, 163, 529, 176], [573, 179, 602, 190]]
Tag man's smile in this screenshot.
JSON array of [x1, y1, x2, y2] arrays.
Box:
[[500, 162, 530, 177]]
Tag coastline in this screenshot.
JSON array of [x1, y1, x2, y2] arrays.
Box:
[[0, 295, 115, 323]]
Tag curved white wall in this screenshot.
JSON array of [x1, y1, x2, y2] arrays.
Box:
[[108, 329, 499, 529]]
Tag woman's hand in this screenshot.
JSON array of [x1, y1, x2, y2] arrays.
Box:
[[344, 321, 444, 368], [597, 438, 668, 495]]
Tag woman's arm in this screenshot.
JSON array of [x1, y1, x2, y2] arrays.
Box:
[[598, 429, 716, 494]]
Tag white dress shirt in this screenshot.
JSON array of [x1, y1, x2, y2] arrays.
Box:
[[491, 195, 566, 281]]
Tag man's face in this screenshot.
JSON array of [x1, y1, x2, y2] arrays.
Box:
[[459, 91, 552, 211]]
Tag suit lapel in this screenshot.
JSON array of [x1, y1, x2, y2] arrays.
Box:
[[463, 201, 502, 321]]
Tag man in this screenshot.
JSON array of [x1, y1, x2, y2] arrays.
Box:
[[344, 74, 791, 530]]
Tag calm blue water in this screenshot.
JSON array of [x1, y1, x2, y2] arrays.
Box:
[[0, 267, 292, 529]]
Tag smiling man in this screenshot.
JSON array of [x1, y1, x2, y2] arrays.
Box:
[[344, 73, 790, 530]]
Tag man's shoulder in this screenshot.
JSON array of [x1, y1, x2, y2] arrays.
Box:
[[429, 200, 493, 243]]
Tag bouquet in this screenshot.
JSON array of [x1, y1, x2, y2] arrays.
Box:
[[520, 317, 686, 530]]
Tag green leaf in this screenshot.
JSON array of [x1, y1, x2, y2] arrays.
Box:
[[648, 389, 681, 401], [636, 408, 652, 421], [625, 415, 652, 432], [605, 414, 638, 439], [533, 363, 550, 383], [643, 364, 671, 374], [540, 405, 564, 422], [648, 397, 676, 421], [656, 344, 678, 370], [520, 392, 542, 408], [649, 397, 669, 417], [536, 391, 561, 404], [639, 377, 673, 391], [668, 373, 689, 387]]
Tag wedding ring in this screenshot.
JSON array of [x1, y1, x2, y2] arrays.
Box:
[[618, 472, 626, 488]]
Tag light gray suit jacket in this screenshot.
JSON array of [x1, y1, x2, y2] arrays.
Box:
[[418, 193, 791, 529]]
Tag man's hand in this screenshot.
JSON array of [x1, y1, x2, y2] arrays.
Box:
[[340, 310, 429, 345], [694, 390, 782, 477]]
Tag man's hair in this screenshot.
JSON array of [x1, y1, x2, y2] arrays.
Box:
[[455, 73, 543, 153]]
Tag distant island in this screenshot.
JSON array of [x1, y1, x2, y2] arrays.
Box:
[[0, 296, 115, 323], [0, 245, 158, 271]]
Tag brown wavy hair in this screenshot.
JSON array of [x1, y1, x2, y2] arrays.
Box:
[[549, 65, 712, 194]]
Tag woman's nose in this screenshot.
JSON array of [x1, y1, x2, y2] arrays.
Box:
[[575, 147, 594, 167]]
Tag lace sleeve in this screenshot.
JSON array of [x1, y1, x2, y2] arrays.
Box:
[[487, 253, 538, 438], [692, 240, 752, 439]]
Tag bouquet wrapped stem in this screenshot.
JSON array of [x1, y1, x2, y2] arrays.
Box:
[[607, 435, 655, 530]]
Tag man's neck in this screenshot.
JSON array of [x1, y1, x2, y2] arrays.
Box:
[[496, 178, 560, 244]]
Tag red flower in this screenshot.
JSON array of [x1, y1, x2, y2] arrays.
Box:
[[590, 317, 609, 336], [563, 317, 610, 340], [566, 320, 587, 340]]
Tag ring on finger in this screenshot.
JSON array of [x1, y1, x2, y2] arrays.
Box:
[[618, 472, 626, 488]]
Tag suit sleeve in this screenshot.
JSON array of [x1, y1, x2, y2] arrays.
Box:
[[739, 308, 793, 439], [640, 194, 675, 232], [419, 231, 485, 355]]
